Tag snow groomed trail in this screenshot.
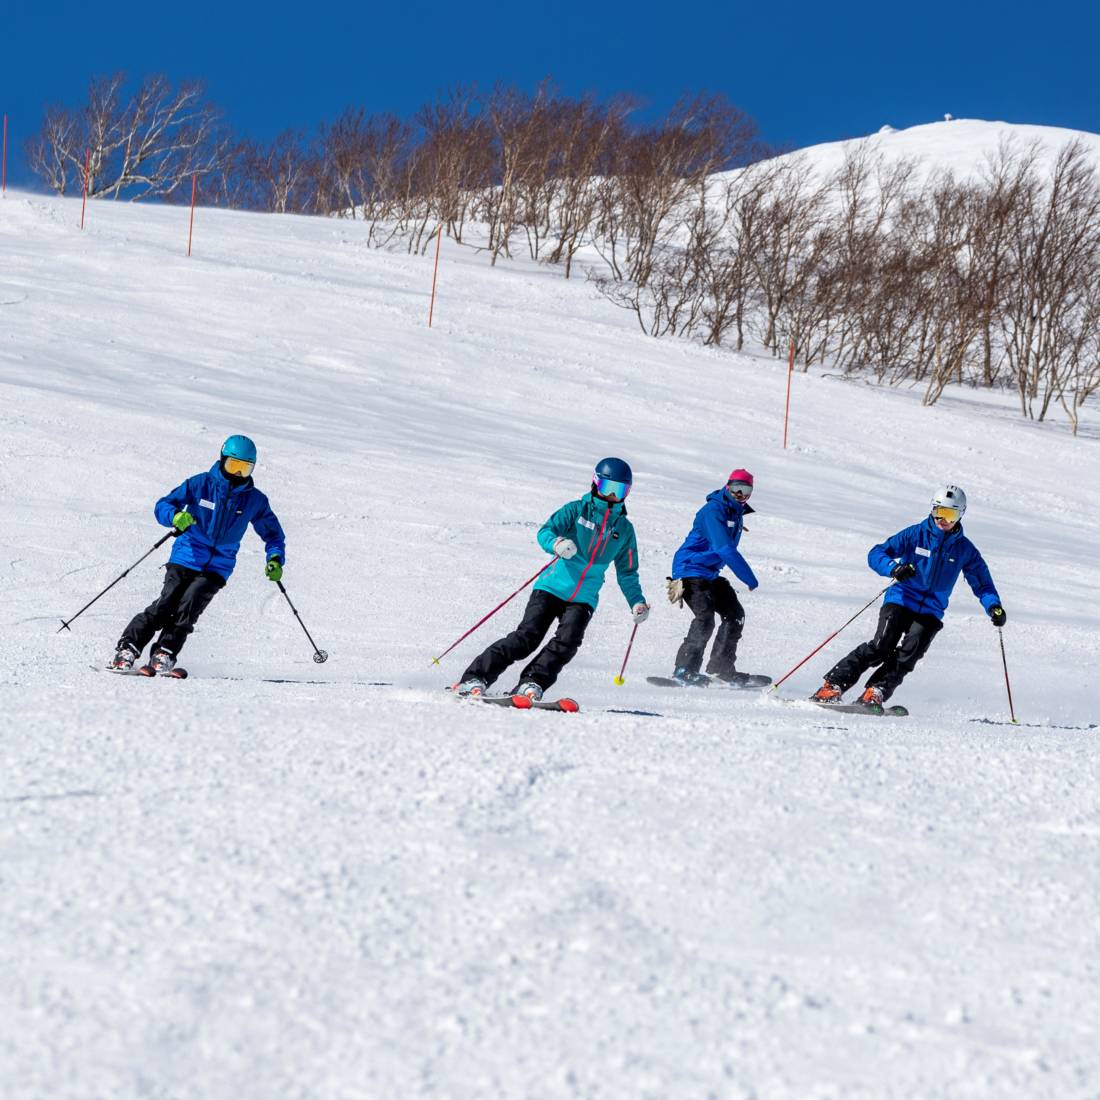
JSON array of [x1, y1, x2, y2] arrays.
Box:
[[2, 153, 1098, 1098]]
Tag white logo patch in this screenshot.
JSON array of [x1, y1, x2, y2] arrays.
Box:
[[579, 517, 595, 530], [915, 546, 930, 557], [199, 499, 215, 510], [727, 520, 736, 527]]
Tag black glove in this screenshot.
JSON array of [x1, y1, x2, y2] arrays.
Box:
[[989, 605, 1007, 628], [891, 562, 916, 581]]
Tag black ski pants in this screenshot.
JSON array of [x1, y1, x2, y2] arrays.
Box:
[[462, 590, 594, 691], [674, 576, 745, 677], [827, 603, 943, 702], [119, 563, 226, 658]]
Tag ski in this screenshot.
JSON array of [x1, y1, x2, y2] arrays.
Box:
[[813, 701, 907, 717], [480, 694, 580, 713], [94, 664, 188, 679], [646, 672, 770, 690]]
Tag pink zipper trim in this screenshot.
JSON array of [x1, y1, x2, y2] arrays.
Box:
[[567, 508, 609, 602]]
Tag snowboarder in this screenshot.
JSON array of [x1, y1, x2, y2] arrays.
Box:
[[109, 435, 286, 673], [454, 457, 650, 701], [811, 485, 1006, 707], [666, 469, 760, 685]]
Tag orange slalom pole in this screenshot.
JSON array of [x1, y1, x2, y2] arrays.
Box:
[[80, 148, 90, 229], [187, 173, 197, 256], [783, 338, 794, 449], [428, 224, 443, 327]]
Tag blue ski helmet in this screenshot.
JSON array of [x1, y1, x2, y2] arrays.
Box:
[[221, 435, 257, 464], [592, 457, 632, 502]]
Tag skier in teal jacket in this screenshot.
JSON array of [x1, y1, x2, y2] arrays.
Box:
[[454, 458, 649, 700]]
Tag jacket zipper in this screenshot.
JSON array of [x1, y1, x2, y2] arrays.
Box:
[[566, 504, 610, 602]]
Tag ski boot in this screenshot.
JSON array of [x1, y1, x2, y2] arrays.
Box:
[[672, 667, 709, 687], [148, 649, 177, 674], [110, 643, 139, 671], [810, 679, 843, 703], [453, 678, 488, 697], [859, 686, 884, 707], [514, 681, 544, 702]]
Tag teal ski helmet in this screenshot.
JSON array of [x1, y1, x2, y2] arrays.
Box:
[[221, 435, 257, 464]]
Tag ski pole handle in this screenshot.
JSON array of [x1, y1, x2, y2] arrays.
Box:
[[431, 559, 554, 666]]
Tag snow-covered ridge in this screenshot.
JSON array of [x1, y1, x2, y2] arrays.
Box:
[[1, 183, 1098, 1098]]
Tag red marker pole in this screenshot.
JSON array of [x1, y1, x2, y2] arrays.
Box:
[[2, 114, 8, 195], [783, 338, 794, 449], [187, 173, 197, 256], [80, 148, 90, 229], [428, 224, 443, 328]]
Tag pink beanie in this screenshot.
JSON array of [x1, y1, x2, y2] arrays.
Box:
[[727, 468, 754, 485]]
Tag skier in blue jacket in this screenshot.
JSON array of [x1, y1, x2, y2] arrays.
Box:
[[454, 458, 649, 701], [109, 435, 286, 673], [667, 468, 760, 685], [812, 485, 1006, 707]]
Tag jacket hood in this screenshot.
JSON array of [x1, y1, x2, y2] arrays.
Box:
[[706, 487, 746, 515]]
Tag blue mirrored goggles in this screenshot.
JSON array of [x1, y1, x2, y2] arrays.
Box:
[[593, 475, 631, 501]]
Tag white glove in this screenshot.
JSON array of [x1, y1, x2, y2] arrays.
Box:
[[632, 603, 650, 624], [554, 538, 578, 560]]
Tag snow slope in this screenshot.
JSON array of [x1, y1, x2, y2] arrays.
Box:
[[753, 117, 1100, 181], [1, 180, 1098, 1098]]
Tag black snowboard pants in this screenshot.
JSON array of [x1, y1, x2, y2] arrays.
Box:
[[462, 590, 594, 691], [119, 563, 226, 658], [826, 603, 943, 702], [674, 576, 745, 677]]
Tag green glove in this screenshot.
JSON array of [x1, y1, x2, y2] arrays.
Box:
[[172, 511, 196, 533], [265, 557, 283, 582]]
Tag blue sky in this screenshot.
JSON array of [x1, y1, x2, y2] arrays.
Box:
[[2, 0, 1097, 187]]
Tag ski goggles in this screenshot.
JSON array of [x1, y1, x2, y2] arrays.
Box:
[[223, 456, 255, 477], [726, 480, 753, 500], [593, 475, 631, 501], [931, 504, 961, 523]]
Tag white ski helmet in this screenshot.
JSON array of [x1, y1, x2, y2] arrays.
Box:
[[930, 484, 967, 520]]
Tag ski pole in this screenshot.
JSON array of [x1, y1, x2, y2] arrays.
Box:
[[613, 623, 639, 686], [997, 628, 1019, 725], [276, 580, 328, 663], [57, 529, 178, 633], [431, 559, 554, 666], [769, 583, 891, 691]]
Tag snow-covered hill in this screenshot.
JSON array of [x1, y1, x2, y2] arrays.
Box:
[[1, 177, 1098, 1099], [759, 117, 1100, 180]]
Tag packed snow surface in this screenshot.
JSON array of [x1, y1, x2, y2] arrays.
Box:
[[1, 166, 1098, 1098]]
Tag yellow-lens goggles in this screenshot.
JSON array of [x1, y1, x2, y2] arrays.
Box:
[[224, 456, 255, 477], [931, 505, 960, 523]]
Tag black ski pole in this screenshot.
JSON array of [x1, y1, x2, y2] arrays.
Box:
[[57, 530, 178, 633], [997, 628, 1019, 725], [769, 583, 892, 691], [276, 580, 328, 663]]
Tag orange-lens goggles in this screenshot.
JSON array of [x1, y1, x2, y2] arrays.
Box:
[[931, 505, 960, 523], [224, 457, 254, 477]]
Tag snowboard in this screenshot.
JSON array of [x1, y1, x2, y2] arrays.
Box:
[[646, 672, 771, 690], [813, 701, 907, 717]]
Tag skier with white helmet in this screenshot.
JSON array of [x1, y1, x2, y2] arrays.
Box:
[[109, 435, 286, 673], [811, 485, 1006, 707], [453, 458, 650, 701]]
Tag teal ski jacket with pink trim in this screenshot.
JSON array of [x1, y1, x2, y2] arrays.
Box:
[[534, 494, 644, 611]]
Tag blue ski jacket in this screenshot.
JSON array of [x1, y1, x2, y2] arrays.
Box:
[[671, 488, 759, 589], [870, 517, 1000, 621], [534, 494, 645, 611], [154, 463, 286, 580]]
